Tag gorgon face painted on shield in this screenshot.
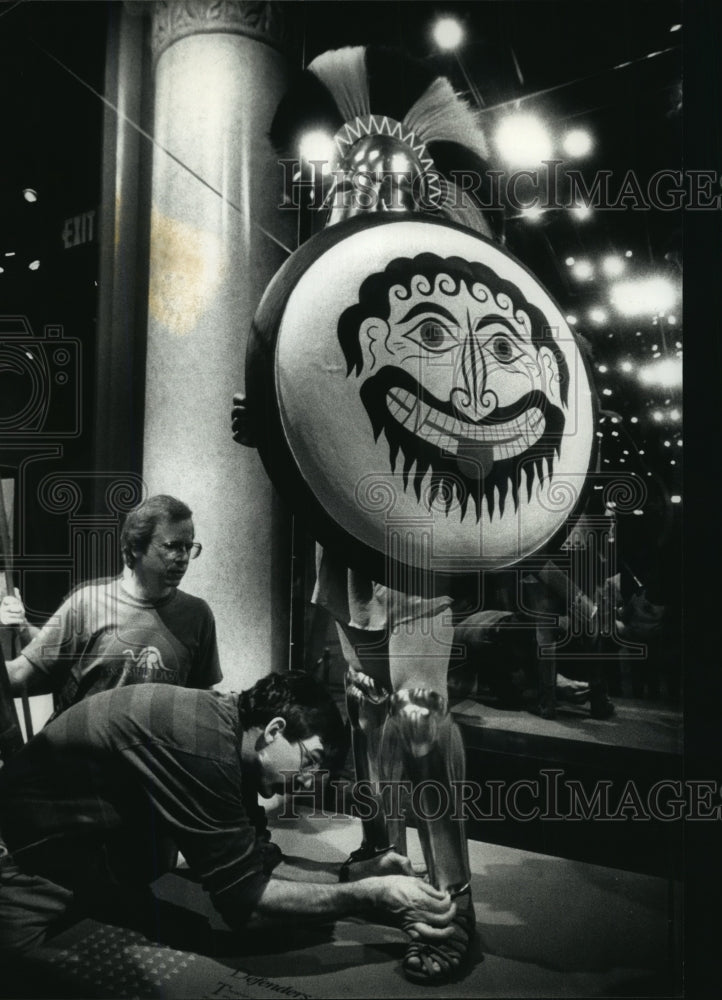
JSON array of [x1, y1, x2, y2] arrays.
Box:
[[338, 253, 570, 521]]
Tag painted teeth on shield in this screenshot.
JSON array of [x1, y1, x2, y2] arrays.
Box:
[[386, 394, 546, 461]]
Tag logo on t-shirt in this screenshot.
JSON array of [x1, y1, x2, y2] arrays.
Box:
[[122, 645, 177, 683]]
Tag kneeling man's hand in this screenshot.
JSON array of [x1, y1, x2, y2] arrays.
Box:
[[370, 875, 457, 940]]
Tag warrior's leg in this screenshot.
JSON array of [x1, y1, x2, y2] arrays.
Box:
[[387, 620, 477, 983], [337, 624, 407, 868], [386, 687, 469, 891]]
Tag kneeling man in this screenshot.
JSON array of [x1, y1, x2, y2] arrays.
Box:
[[0, 673, 457, 960]]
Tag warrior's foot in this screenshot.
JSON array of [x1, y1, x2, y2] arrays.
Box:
[[402, 884, 480, 985]]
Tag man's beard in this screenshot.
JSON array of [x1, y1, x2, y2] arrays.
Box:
[[359, 366, 566, 522]]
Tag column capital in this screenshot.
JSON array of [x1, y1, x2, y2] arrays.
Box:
[[126, 1, 287, 63]]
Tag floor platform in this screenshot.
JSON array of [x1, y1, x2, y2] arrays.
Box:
[[3, 812, 683, 1000]]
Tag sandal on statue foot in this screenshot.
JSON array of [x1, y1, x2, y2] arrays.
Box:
[[402, 883, 480, 985]]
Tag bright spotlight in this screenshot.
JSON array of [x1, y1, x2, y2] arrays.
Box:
[[671, 495, 682, 503], [652, 411, 663, 422], [494, 113, 553, 167], [565, 256, 575, 266], [667, 315, 677, 325], [28, 260, 40, 271], [299, 130, 335, 171], [602, 255, 625, 278], [669, 408, 681, 420], [639, 358, 682, 388], [565, 314, 578, 325], [589, 307, 608, 324], [23, 188, 38, 203], [571, 204, 593, 221], [562, 128, 593, 157], [610, 276, 679, 316], [572, 259, 594, 280], [522, 206, 545, 222], [620, 360, 633, 372], [433, 17, 465, 50], [625, 250, 633, 258]]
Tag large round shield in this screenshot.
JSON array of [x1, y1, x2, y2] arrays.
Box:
[[247, 214, 596, 588]]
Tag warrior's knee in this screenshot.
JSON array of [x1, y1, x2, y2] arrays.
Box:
[[388, 688, 451, 754], [387, 687, 465, 780], [345, 665, 389, 732]]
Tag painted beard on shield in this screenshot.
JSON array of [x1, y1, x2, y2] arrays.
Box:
[[360, 365, 566, 522]]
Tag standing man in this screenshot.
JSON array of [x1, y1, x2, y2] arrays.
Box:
[[0, 673, 456, 962], [3, 494, 221, 714]]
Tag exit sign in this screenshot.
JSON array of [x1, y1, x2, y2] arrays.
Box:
[[62, 209, 96, 249]]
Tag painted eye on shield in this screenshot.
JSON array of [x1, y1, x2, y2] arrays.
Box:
[[404, 317, 459, 354], [486, 333, 522, 365]]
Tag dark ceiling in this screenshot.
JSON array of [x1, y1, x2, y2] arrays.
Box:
[[0, 0, 684, 505]]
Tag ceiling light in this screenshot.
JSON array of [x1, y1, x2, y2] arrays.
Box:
[[589, 307, 608, 324], [565, 256, 575, 267], [572, 259, 594, 280], [299, 131, 335, 171], [602, 255, 625, 278], [23, 188, 38, 203], [610, 276, 679, 316], [565, 314, 578, 325], [433, 17, 465, 50], [494, 113, 553, 167], [522, 206, 545, 222], [571, 204, 593, 221], [639, 358, 682, 387], [562, 128, 593, 158], [620, 361, 633, 372], [28, 260, 40, 271]]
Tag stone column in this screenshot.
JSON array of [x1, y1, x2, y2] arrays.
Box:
[[142, 1, 294, 686]]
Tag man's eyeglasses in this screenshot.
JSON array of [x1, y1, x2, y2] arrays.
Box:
[[154, 541, 203, 560], [297, 737, 322, 775]]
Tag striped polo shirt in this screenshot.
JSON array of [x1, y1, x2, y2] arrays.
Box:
[[0, 685, 274, 927]]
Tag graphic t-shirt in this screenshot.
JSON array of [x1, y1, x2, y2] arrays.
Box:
[[21, 578, 222, 714]]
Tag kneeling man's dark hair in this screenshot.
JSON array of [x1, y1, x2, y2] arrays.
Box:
[[239, 673, 349, 773]]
